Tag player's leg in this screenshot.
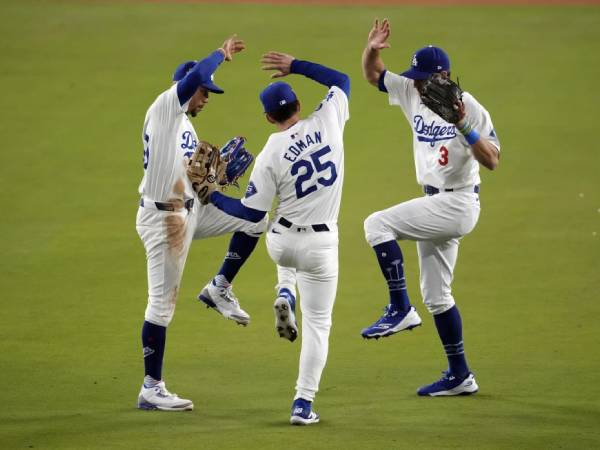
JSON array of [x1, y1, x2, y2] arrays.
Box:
[[290, 233, 338, 425], [360, 197, 437, 338], [361, 193, 479, 339], [273, 265, 298, 342], [136, 207, 196, 411], [415, 238, 478, 396], [194, 204, 268, 325]]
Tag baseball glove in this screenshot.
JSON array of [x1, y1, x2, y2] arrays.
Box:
[[420, 74, 463, 124], [217, 136, 254, 187], [187, 140, 221, 205], [186, 137, 254, 205]]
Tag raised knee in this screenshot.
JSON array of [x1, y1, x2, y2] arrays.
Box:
[[246, 214, 268, 236], [364, 211, 390, 247]]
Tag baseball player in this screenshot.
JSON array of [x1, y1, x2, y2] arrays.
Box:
[[136, 36, 267, 412], [206, 51, 350, 424], [360, 19, 500, 396]]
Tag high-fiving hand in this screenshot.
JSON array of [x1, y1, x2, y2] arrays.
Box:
[[261, 51, 295, 78], [367, 18, 391, 51], [219, 35, 246, 61]]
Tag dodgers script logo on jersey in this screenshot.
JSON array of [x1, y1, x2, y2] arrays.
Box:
[[180, 130, 197, 158], [413, 115, 457, 147]]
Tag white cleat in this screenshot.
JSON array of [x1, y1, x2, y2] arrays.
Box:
[[274, 296, 298, 342], [198, 282, 251, 326], [137, 381, 194, 411]]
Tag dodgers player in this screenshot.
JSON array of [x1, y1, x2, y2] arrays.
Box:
[[136, 36, 267, 412], [360, 19, 500, 396], [207, 51, 350, 424]]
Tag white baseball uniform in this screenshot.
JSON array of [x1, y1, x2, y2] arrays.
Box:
[[364, 71, 500, 314], [242, 85, 349, 401], [137, 84, 266, 327]]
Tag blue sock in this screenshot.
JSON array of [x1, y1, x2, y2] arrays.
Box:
[[278, 287, 296, 310], [217, 232, 260, 283], [142, 321, 166, 382], [372, 241, 411, 311], [433, 306, 469, 377]]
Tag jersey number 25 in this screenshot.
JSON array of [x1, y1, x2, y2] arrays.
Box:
[[291, 146, 338, 199]]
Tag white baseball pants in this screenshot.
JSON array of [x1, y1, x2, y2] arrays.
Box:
[[266, 220, 339, 402], [136, 201, 267, 327], [364, 190, 480, 315]]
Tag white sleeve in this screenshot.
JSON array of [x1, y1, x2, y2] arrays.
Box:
[[153, 84, 189, 122], [463, 92, 501, 151], [310, 86, 349, 131], [383, 70, 416, 112], [241, 153, 277, 212]]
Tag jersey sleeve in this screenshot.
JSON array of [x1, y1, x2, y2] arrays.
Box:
[[463, 92, 501, 151], [154, 84, 189, 122], [241, 152, 277, 212], [310, 85, 349, 131], [382, 70, 415, 112]]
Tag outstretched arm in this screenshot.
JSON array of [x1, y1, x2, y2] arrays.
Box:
[[210, 191, 267, 223], [362, 18, 390, 87], [177, 35, 246, 105], [260, 52, 350, 98]]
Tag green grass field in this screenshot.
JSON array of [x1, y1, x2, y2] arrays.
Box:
[[1, 1, 599, 448]]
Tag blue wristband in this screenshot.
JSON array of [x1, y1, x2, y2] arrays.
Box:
[[464, 130, 480, 145]]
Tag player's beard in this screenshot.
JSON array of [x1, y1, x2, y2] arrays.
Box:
[[189, 105, 203, 118]]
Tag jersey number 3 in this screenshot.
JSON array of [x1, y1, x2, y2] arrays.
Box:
[[291, 146, 338, 199], [438, 146, 449, 166]]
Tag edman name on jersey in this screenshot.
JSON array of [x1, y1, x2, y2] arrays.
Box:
[[413, 115, 456, 147], [283, 131, 322, 162]]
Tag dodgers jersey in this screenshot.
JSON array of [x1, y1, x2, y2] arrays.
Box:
[[383, 71, 500, 189], [242, 86, 349, 225], [138, 84, 197, 202]]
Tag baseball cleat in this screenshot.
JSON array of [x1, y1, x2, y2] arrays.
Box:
[[361, 305, 422, 339], [417, 371, 479, 397], [137, 381, 194, 411], [274, 294, 298, 342], [290, 398, 320, 425], [198, 281, 250, 326]]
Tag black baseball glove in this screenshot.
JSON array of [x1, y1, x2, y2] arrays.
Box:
[[420, 74, 463, 124]]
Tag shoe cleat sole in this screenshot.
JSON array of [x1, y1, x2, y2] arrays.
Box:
[[274, 298, 298, 342], [137, 399, 194, 412], [198, 293, 217, 309]]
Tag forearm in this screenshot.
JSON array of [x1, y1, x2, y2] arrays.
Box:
[[177, 50, 225, 105], [210, 191, 267, 223], [290, 60, 350, 97], [362, 46, 385, 87], [471, 138, 500, 171], [456, 120, 499, 170]]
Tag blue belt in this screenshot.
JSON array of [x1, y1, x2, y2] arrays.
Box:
[[423, 185, 480, 196], [140, 198, 194, 211], [278, 217, 330, 232]]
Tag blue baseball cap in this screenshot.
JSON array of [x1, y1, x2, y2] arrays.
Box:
[[172, 60, 224, 94], [401, 46, 450, 80], [260, 81, 297, 113]]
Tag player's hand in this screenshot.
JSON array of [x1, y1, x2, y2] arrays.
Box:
[[261, 51, 294, 79], [453, 100, 466, 124], [219, 35, 245, 61], [367, 18, 391, 51]]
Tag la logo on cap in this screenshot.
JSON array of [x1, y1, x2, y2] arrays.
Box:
[[412, 54, 418, 67]]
